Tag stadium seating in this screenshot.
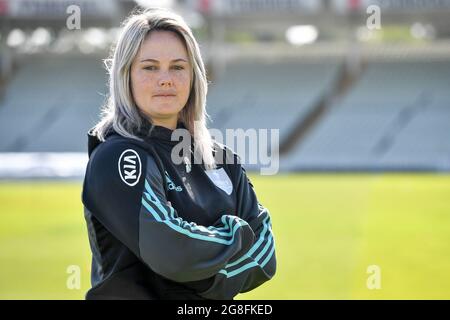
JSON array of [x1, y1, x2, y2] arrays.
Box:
[[207, 59, 340, 140], [1, 54, 449, 174], [207, 59, 341, 170], [281, 60, 450, 171], [0, 54, 107, 152]]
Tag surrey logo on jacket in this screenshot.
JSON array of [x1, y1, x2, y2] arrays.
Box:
[[205, 167, 233, 195], [118, 149, 142, 186]]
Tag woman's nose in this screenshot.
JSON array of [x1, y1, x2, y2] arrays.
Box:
[[158, 71, 173, 87]]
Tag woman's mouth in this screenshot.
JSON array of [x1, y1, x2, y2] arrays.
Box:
[[154, 95, 176, 98]]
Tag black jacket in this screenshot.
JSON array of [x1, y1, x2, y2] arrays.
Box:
[[81, 122, 276, 300]]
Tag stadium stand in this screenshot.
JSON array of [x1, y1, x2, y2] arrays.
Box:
[[207, 59, 340, 142], [280, 59, 450, 171], [0, 54, 107, 152], [1, 54, 449, 174]]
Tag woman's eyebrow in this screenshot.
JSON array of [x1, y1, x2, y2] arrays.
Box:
[[140, 58, 188, 63]]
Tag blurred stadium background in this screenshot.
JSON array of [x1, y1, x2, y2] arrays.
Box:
[[0, 0, 450, 299]]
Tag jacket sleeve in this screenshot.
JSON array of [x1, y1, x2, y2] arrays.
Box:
[[196, 162, 277, 299], [82, 141, 255, 284]]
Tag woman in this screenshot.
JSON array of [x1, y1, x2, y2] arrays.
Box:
[[82, 7, 276, 300]]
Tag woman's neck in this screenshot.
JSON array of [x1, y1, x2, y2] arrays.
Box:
[[151, 117, 178, 130]]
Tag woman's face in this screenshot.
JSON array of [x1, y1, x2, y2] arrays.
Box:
[[130, 30, 192, 128]]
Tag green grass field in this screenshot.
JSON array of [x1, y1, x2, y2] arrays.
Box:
[[1, 174, 450, 299]]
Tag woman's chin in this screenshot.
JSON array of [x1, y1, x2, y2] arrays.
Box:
[[140, 103, 184, 119], [151, 109, 180, 119], [148, 104, 177, 114]]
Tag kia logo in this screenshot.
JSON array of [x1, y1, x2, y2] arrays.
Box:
[[118, 149, 142, 186]]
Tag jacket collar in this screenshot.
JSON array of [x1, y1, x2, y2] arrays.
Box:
[[138, 121, 187, 143], [87, 121, 188, 157]]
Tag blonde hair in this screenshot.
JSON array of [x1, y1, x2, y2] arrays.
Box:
[[92, 7, 216, 169]]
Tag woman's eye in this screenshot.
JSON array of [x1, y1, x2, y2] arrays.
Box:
[[143, 66, 184, 71]]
